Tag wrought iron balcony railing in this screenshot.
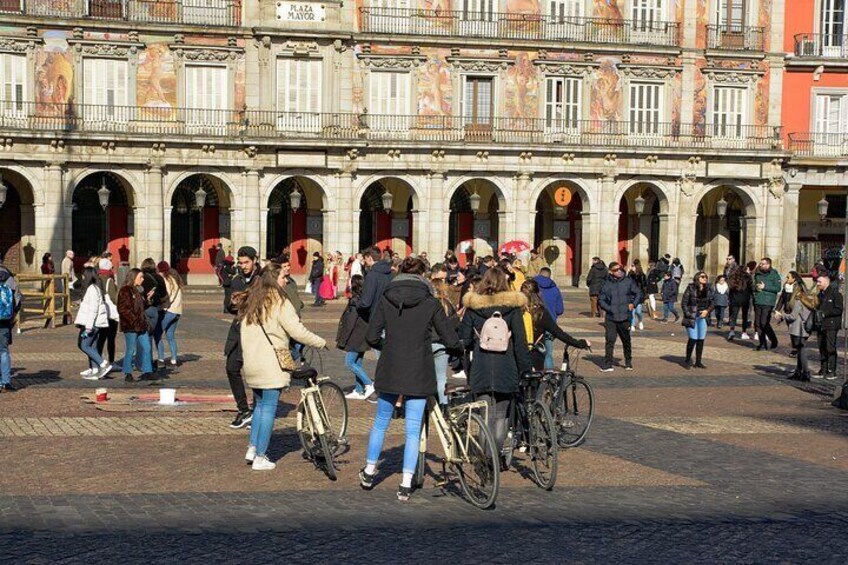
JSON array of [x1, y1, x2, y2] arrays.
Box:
[[359, 7, 680, 47], [706, 24, 765, 51], [0, 0, 241, 27], [0, 101, 782, 151], [788, 132, 848, 158], [794, 34, 848, 58]]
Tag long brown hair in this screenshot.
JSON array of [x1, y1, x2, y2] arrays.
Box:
[[520, 279, 546, 324], [237, 262, 288, 325], [475, 266, 510, 295]]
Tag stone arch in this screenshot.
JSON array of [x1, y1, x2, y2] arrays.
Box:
[[261, 170, 334, 210], [528, 175, 595, 215], [691, 180, 761, 218], [691, 181, 762, 273], [444, 175, 510, 212], [0, 164, 40, 206], [355, 174, 423, 255], [354, 172, 423, 211], [614, 178, 673, 215], [0, 166, 37, 273], [165, 168, 240, 209], [69, 167, 142, 208]]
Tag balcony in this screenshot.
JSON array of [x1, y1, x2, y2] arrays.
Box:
[[789, 132, 848, 158], [706, 24, 765, 52], [359, 7, 680, 47], [794, 34, 848, 59], [0, 101, 783, 152], [0, 0, 241, 27]]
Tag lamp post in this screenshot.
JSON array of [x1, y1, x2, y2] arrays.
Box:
[[97, 175, 110, 210], [381, 189, 393, 213], [716, 193, 728, 220], [469, 189, 481, 215], [633, 191, 646, 216], [289, 187, 302, 212], [817, 192, 830, 222], [193, 183, 207, 210]]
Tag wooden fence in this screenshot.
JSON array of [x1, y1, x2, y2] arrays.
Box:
[[15, 274, 71, 331]]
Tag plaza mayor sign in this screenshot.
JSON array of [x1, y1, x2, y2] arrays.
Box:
[[276, 2, 326, 22]]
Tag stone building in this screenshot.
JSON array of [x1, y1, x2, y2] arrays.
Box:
[[0, 0, 798, 283]]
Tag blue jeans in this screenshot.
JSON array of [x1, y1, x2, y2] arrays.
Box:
[[433, 344, 448, 404], [78, 328, 103, 369], [543, 335, 554, 370], [631, 304, 644, 326], [123, 331, 153, 375], [248, 388, 282, 457], [156, 312, 181, 360], [662, 301, 679, 320], [345, 351, 372, 394], [366, 394, 427, 475], [686, 317, 708, 340], [0, 326, 11, 386]]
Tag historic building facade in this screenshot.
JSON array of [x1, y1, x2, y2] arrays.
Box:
[[0, 1, 798, 283]]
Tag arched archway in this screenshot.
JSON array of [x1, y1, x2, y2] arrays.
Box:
[[170, 174, 231, 278], [534, 182, 584, 284], [617, 182, 668, 266], [448, 179, 502, 266], [695, 185, 755, 274], [0, 169, 36, 273], [267, 176, 325, 274], [358, 178, 416, 254], [72, 172, 134, 269]]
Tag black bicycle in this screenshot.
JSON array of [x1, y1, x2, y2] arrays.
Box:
[[536, 346, 595, 448], [502, 372, 558, 490]]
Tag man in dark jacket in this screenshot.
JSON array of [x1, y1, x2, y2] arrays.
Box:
[[815, 273, 843, 379], [598, 262, 642, 372], [224, 246, 260, 429], [309, 252, 325, 307], [0, 257, 22, 392], [586, 257, 608, 318], [753, 257, 782, 350], [358, 246, 393, 321]]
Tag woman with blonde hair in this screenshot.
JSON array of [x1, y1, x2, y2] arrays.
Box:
[[238, 262, 326, 470], [155, 261, 184, 367]]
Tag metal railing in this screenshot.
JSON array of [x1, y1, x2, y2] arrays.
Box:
[[706, 24, 765, 51], [0, 0, 241, 26], [0, 101, 783, 150], [794, 34, 848, 58], [359, 7, 679, 47], [788, 132, 848, 158]]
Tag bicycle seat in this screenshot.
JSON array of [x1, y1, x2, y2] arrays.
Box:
[[445, 384, 471, 395], [290, 366, 318, 381], [520, 371, 544, 380]]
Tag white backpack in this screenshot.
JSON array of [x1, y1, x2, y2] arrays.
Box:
[[475, 311, 511, 352]]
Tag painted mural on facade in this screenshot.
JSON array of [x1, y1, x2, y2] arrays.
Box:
[[504, 52, 539, 121], [590, 56, 622, 124], [671, 71, 683, 135], [418, 51, 452, 119], [758, 0, 772, 51], [696, 0, 707, 48], [592, 0, 623, 20], [755, 66, 770, 127], [693, 59, 708, 134], [35, 30, 73, 116], [137, 43, 177, 118]]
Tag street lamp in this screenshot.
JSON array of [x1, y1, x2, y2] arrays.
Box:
[[289, 187, 302, 212], [468, 189, 481, 215], [194, 182, 207, 209], [97, 175, 110, 210], [817, 192, 830, 221], [716, 194, 728, 220], [633, 191, 646, 216], [381, 189, 393, 212]]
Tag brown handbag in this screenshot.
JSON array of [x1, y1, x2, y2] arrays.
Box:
[[259, 322, 297, 372]]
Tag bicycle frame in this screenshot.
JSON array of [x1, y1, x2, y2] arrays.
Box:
[[296, 376, 331, 437], [421, 398, 489, 465]]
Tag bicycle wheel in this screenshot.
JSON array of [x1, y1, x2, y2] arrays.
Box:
[[413, 414, 428, 490], [318, 381, 348, 455], [453, 411, 499, 509], [296, 402, 317, 460], [317, 431, 337, 481], [558, 378, 595, 448], [528, 400, 558, 491]]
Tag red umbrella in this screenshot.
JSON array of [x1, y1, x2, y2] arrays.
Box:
[[499, 240, 531, 256]]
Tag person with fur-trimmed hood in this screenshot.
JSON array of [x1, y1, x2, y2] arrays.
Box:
[[460, 266, 532, 467]]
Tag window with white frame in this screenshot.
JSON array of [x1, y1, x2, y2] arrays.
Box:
[[462, 0, 495, 21], [632, 0, 664, 29], [184, 65, 228, 130], [714, 0, 746, 29], [545, 76, 581, 132], [711, 86, 746, 138], [815, 93, 848, 133], [629, 82, 662, 135], [548, 0, 583, 21], [276, 58, 322, 132], [821, 0, 847, 54], [368, 71, 411, 132], [83, 58, 128, 123], [463, 75, 494, 127], [0, 53, 26, 117]]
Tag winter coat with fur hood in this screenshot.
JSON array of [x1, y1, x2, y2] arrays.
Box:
[[460, 291, 532, 395]]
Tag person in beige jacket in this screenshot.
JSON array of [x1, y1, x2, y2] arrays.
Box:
[[238, 262, 326, 471]]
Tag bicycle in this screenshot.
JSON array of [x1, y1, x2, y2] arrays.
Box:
[[413, 384, 500, 509], [536, 346, 595, 448], [503, 373, 558, 490], [292, 347, 348, 480]]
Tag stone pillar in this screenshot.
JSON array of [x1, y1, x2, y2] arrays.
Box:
[[579, 210, 597, 281], [658, 213, 673, 259], [243, 167, 262, 254], [335, 171, 356, 255], [163, 206, 172, 264], [513, 172, 533, 244], [36, 162, 65, 258], [764, 183, 784, 263], [145, 165, 165, 261], [782, 182, 802, 273], [598, 174, 618, 261], [427, 171, 447, 254]]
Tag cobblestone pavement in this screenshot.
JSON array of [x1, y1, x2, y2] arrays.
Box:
[[2, 289, 848, 563]]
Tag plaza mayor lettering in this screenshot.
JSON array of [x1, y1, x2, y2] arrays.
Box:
[[276, 2, 326, 22]]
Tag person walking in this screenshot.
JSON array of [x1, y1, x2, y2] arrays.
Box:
[[75, 267, 112, 380], [140, 258, 167, 369], [727, 266, 754, 340], [753, 257, 781, 351], [459, 266, 531, 470], [239, 262, 327, 471], [224, 246, 261, 429], [337, 274, 374, 401], [220, 255, 236, 314], [598, 262, 641, 372], [713, 275, 729, 328], [0, 256, 22, 392], [527, 248, 546, 277], [155, 262, 184, 367], [814, 272, 843, 380], [41, 253, 55, 276], [670, 258, 685, 282], [358, 246, 393, 321], [586, 257, 607, 318], [520, 279, 590, 371], [628, 261, 647, 332], [534, 266, 564, 369], [774, 272, 818, 382], [61, 250, 77, 289], [360, 257, 462, 500], [95, 258, 120, 369], [681, 272, 714, 369], [646, 260, 662, 319], [308, 252, 325, 307], [724, 255, 739, 279], [117, 268, 155, 383], [660, 271, 680, 323]]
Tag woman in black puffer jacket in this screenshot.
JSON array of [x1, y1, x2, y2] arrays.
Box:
[[727, 266, 754, 341], [681, 272, 714, 370]]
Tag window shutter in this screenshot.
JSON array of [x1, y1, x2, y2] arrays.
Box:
[[630, 82, 661, 134], [369, 71, 409, 115], [0, 53, 26, 111], [277, 58, 322, 113]]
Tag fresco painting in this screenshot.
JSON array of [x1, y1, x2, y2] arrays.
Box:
[[504, 52, 539, 121], [755, 67, 769, 127], [675, 0, 685, 26], [590, 56, 622, 125], [418, 51, 452, 119], [234, 57, 246, 113], [592, 0, 623, 20], [137, 43, 177, 118], [693, 59, 707, 134], [696, 0, 707, 48], [758, 0, 772, 51], [35, 31, 73, 116], [671, 71, 683, 135], [505, 0, 542, 34]]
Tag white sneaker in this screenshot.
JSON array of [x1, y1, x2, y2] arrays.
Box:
[[741, 333, 750, 341], [638, 322, 644, 330], [81, 372, 101, 381], [80, 368, 95, 377], [451, 370, 467, 380], [345, 390, 366, 400], [170, 358, 178, 366], [96, 362, 113, 379], [251, 456, 276, 471], [753, 332, 759, 342], [245, 446, 256, 463], [630, 326, 636, 332], [362, 384, 375, 399]]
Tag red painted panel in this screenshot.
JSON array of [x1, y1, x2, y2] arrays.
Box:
[[565, 195, 583, 277], [617, 199, 630, 266], [183, 208, 219, 275], [107, 206, 131, 265], [375, 211, 392, 252], [406, 214, 413, 255], [456, 212, 473, 268], [784, 0, 817, 52], [782, 71, 848, 146], [290, 209, 308, 275]]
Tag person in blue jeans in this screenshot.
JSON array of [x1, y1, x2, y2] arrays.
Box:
[[533, 267, 564, 369], [155, 263, 184, 366], [660, 272, 680, 322], [681, 272, 714, 369], [117, 269, 155, 382], [359, 258, 462, 501], [337, 275, 374, 400], [0, 259, 22, 392], [74, 267, 112, 380]]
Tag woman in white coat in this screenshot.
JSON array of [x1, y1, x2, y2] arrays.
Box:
[[75, 266, 112, 380]]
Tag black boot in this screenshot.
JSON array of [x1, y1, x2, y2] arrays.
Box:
[[694, 340, 706, 369], [684, 339, 696, 369]]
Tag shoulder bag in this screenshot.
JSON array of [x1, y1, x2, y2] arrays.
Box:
[[259, 321, 298, 372]]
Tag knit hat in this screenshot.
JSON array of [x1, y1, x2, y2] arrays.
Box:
[[98, 258, 113, 271], [157, 261, 170, 273]]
